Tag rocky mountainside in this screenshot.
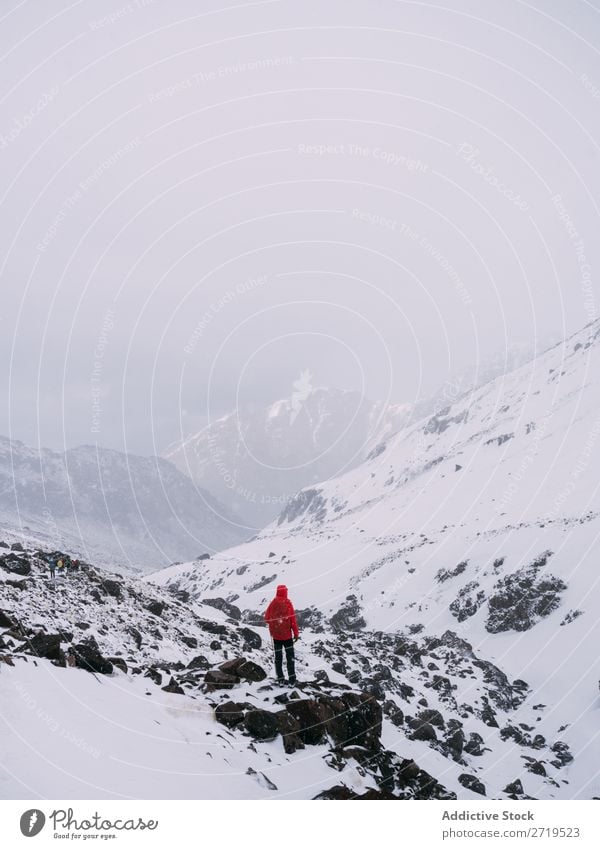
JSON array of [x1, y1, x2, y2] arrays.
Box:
[[0, 437, 247, 573], [1, 538, 585, 800], [151, 318, 600, 799]]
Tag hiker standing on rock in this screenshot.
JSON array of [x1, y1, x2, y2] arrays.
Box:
[[264, 584, 299, 686]]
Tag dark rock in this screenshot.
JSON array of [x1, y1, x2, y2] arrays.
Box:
[[296, 607, 326, 632], [6, 579, 29, 591], [504, 779, 525, 797], [325, 692, 383, 750], [101, 579, 122, 599], [436, 561, 468, 583], [464, 732, 486, 756], [550, 741, 574, 768], [330, 595, 366, 633], [72, 637, 113, 675], [408, 719, 437, 742], [238, 661, 267, 682], [180, 636, 198, 649], [458, 774, 486, 796], [383, 700, 404, 727], [74, 621, 91, 630], [145, 600, 165, 617], [0, 555, 31, 576], [486, 552, 566, 633], [238, 627, 262, 649], [274, 711, 305, 753], [107, 657, 128, 674], [0, 609, 16, 630], [25, 633, 63, 663], [358, 678, 386, 701], [204, 669, 239, 689], [285, 699, 331, 745], [161, 676, 185, 695], [197, 620, 227, 636], [244, 709, 279, 741], [219, 657, 247, 675], [210, 640, 221, 651], [449, 580, 485, 622], [202, 597, 241, 620], [128, 627, 142, 649], [417, 709, 445, 729], [444, 725, 466, 761], [215, 701, 253, 728], [144, 667, 162, 685], [241, 610, 264, 626], [11, 542, 25, 552], [187, 655, 210, 671]]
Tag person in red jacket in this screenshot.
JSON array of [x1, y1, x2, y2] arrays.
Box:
[[264, 584, 299, 685]]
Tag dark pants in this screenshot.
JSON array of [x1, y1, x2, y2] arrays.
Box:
[[274, 638, 295, 681]]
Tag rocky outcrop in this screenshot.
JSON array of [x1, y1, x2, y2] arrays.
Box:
[[330, 595, 366, 632], [486, 552, 566, 633]]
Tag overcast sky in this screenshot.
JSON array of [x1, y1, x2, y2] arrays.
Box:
[[1, 0, 600, 457]]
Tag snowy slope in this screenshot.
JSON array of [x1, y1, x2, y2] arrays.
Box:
[[149, 318, 600, 799], [0, 438, 247, 573], [1, 538, 591, 800]]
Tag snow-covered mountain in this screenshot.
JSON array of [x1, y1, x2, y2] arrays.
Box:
[[165, 342, 556, 532], [0, 438, 247, 573], [150, 318, 600, 799], [164, 386, 410, 530]]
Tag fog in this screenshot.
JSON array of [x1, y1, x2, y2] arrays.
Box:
[[1, 0, 599, 456]]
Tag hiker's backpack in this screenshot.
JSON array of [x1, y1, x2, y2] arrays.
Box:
[[269, 598, 291, 639]]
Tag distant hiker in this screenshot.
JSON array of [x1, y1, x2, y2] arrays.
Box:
[[72, 559, 80, 571], [49, 561, 56, 580], [57, 558, 64, 576], [66, 649, 77, 668], [264, 584, 299, 685]]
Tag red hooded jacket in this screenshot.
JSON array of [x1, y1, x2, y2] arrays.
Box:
[[264, 585, 299, 641]]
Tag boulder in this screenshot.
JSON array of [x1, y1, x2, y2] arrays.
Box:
[[325, 693, 382, 750], [458, 774, 486, 796], [238, 627, 262, 649], [107, 657, 128, 674], [215, 701, 253, 728], [285, 699, 331, 745], [204, 669, 239, 689], [237, 661, 267, 682], [274, 711, 305, 754], [417, 708, 445, 729], [25, 633, 63, 664], [101, 579, 122, 599], [218, 657, 247, 675], [0, 555, 31, 576], [244, 710, 279, 741], [10, 542, 25, 552], [161, 677, 185, 695], [145, 600, 165, 617], [464, 732, 485, 756], [187, 655, 210, 671], [180, 636, 198, 649], [144, 667, 162, 686], [0, 609, 16, 630], [408, 719, 437, 743], [72, 637, 113, 675]]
